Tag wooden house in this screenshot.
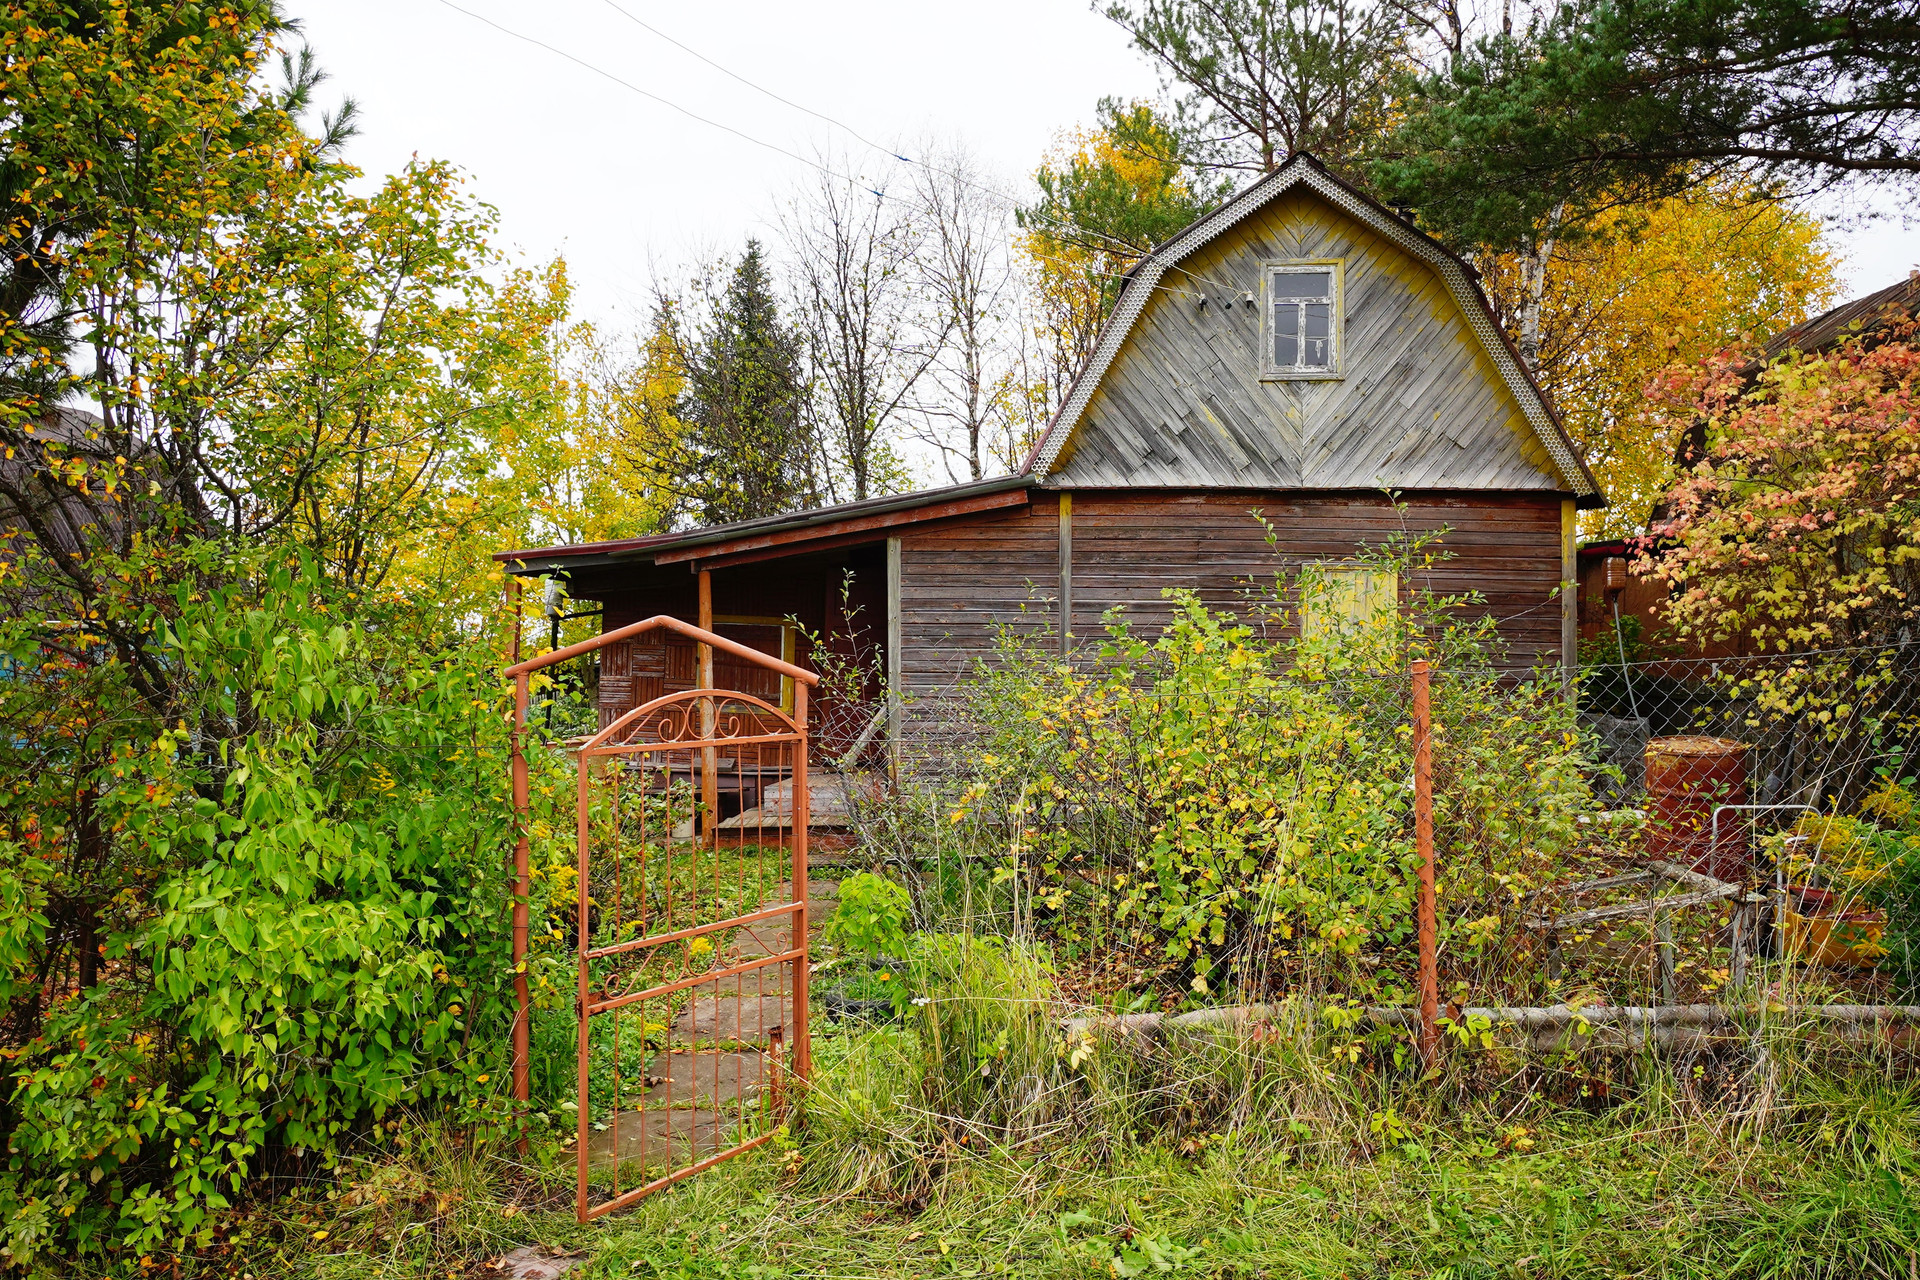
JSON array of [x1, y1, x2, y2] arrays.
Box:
[[500, 155, 1602, 764]]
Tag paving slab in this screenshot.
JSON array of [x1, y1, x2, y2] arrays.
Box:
[[490, 1245, 585, 1279], [583, 1106, 737, 1172], [635, 1050, 772, 1110], [671, 991, 795, 1044], [769, 878, 838, 903]]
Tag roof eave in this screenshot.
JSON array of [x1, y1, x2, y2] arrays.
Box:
[[497, 473, 1037, 576]]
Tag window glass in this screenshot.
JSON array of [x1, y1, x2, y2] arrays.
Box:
[[1270, 268, 1335, 371], [1274, 304, 1299, 367], [1273, 270, 1331, 301], [1303, 301, 1331, 367]]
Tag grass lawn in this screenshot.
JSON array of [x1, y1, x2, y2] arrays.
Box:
[[272, 1021, 1918, 1280]]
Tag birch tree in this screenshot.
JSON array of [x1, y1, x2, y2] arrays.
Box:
[[784, 162, 939, 502], [907, 145, 1037, 482]]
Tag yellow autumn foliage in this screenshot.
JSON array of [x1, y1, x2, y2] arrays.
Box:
[[384, 258, 687, 622], [1018, 103, 1216, 402], [1481, 186, 1840, 538]]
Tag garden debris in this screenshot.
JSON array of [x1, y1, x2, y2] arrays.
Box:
[[489, 1245, 585, 1279]]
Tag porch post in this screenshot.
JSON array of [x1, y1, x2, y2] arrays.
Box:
[[886, 536, 902, 784]]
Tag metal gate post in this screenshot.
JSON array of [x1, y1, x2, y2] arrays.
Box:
[[791, 681, 811, 1086], [573, 735, 593, 1222], [508, 578, 532, 1146]]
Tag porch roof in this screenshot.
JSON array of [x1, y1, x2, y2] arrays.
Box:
[[494, 473, 1035, 576]]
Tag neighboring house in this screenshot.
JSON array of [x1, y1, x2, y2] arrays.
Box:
[[499, 154, 1602, 763], [0, 406, 119, 562], [1577, 274, 1920, 658]]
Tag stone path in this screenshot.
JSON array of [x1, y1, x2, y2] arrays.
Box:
[[585, 876, 837, 1175], [671, 991, 794, 1043], [582, 1106, 734, 1174], [637, 1050, 772, 1108]]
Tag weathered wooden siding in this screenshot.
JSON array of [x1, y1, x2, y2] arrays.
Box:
[[1049, 187, 1563, 493], [892, 491, 1564, 747], [894, 503, 1058, 746], [1066, 491, 1564, 666]]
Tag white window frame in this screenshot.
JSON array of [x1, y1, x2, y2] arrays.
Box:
[[1260, 259, 1344, 381]]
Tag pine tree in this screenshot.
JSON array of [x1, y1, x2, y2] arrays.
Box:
[[675, 240, 814, 525], [1374, 0, 1920, 253]]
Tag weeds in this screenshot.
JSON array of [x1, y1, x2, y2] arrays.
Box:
[[179, 940, 1920, 1280]]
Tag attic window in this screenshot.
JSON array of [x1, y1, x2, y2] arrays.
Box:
[[1263, 261, 1342, 379]]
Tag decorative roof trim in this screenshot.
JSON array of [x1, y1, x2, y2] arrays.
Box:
[[1026, 156, 1600, 502]]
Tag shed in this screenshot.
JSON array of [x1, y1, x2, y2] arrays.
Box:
[[1579, 273, 1920, 657]]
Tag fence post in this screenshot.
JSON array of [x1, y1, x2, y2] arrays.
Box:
[[1412, 659, 1439, 1069]]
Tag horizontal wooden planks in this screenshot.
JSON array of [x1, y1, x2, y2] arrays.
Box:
[[1068, 490, 1562, 664], [892, 505, 1057, 752], [891, 490, 1564, 754]]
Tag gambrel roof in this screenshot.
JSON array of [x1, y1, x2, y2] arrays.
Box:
[[1025, 154, 1603, 506]]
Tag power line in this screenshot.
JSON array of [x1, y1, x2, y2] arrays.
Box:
[[589, 0, 1241, 283], [432, 0, 1235, 302], [594, 0, 896, 162], [431, 0, 835, 180]]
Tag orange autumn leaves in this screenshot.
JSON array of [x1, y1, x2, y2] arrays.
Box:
[[1641, 313, 1920, 652], [1479, 186, 1840, 539]]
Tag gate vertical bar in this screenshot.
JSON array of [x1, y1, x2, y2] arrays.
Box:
[[509, 573, 532, 1146], [1413, 658, 1438, 1068], [791, 681, 811, 1086], [698, 570, 717, 846], [574, 740, 592, 1221]]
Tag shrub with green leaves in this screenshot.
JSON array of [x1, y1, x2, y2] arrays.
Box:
[[0, 557, 580, 1269], [945, 531, 1590, 1003], [824, 872, 912, 961]]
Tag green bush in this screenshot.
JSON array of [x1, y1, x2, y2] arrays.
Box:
[[0, 558, 579, 1268], [1842, 778, 1920, 996], [823, 872, 913, 961], [944, 532, 1589, 1003]]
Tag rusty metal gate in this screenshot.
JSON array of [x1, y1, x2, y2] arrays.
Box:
[[510, 617, 815, 1222]]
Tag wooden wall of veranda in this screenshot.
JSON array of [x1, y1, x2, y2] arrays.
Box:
[[894, 489, 1565, 755]]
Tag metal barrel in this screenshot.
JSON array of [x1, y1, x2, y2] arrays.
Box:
[[1644, 736, 1749, 880]]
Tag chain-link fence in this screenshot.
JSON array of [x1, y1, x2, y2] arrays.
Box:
[[830, 632, 1920, 1021], [1578, 641, 1920, 817], [1560, 640, 1920, 1007]]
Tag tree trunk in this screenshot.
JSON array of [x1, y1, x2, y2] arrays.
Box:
[[75, 796, 103, 990]]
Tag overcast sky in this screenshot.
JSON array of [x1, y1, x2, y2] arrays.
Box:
[[294, 0, 1918, 329]]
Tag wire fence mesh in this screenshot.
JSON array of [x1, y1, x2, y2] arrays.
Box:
[[830, 634, 1920, 1020]]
